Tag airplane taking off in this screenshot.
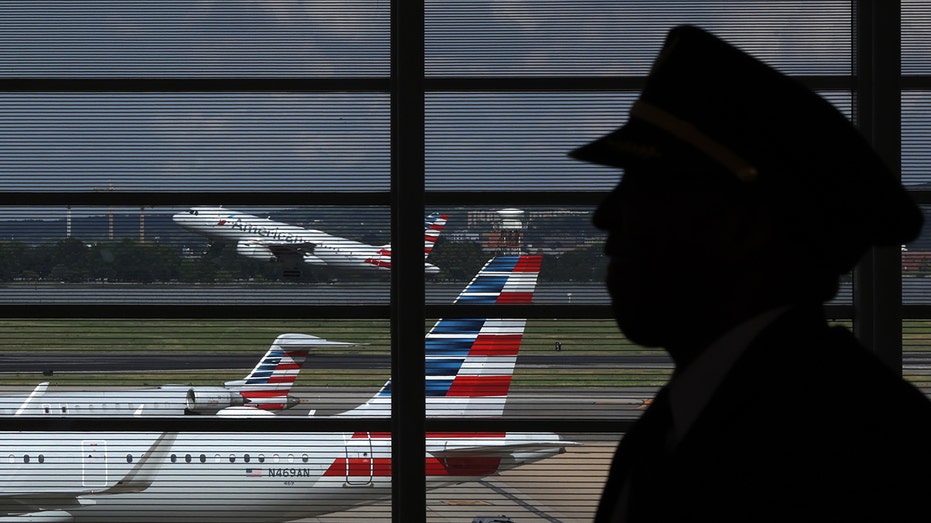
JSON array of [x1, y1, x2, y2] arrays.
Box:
[[0, 255, 567, 523], [0, 333, 359, 417], [172, 206, 448, 277]]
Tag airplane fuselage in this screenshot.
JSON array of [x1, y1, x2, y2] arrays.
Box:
[[0, 430, 562, 522], [0, 385, 265, 417], [173, 207, 391, 271], [0, 256, 545, 521]]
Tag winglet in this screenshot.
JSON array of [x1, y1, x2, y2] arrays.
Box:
[[14, 382, 49, 416], [98, 432, 178, 495]]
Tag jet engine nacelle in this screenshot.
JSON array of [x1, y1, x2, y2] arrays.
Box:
[[236, 240, 276, 262], [302, 252, 326, 266], [185, 387, 246, 414]]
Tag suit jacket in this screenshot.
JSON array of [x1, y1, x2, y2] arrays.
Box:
[[595, 305, 931, 522]]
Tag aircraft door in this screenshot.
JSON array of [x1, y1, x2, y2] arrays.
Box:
[[343, 432, 373, 486], [81, 440, 108, 487]]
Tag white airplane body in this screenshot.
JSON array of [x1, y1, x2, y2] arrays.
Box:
[[172, 206, 448, 275], [0, 255, 565, 522], [0, 334, 358, 417], [0, 430, 560, 523]]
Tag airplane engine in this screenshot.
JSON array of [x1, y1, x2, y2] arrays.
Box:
[[185, 387, 246, 414], [236, 240, 276, 262]]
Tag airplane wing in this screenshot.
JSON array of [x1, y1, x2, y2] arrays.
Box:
[[431, 432, 571, 456], [260, 241, 323, 265], [240, 239, 322, 277], [0, 433, 177, 515], [426, 433, 572, 476]]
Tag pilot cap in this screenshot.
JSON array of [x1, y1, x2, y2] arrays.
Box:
[[570, 25, 922, 264]]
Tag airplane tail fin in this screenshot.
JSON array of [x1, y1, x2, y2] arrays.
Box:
[[424, 212, 449, 260], [364, 212, 448, 273], [225, 333, 360, 410], [344, 255, 542, 417]]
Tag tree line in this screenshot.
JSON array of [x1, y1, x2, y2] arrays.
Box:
[[0, 237, 605, 284]]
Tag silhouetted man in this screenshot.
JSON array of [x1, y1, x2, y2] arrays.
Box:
[[570, 25, 931, 522]]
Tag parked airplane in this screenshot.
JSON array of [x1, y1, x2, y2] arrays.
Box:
[[0, 333, 359, 417], [0, 255, 566, 523], [172, 206, 448, 277]]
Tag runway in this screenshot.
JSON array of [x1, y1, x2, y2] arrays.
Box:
[[0, 351, 672, 373], [0, 282, 611, 305], [0, 277, 885, 305]]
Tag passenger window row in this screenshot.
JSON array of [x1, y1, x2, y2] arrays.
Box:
[[8, 454, 45, 464], [9, 452, 314, 465], [125, 453, 312, 464]]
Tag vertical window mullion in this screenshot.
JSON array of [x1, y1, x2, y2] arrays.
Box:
[[391, 1, 427, 522]]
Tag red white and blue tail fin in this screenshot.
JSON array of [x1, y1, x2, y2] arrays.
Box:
[[424, 212, 448, 260], [343, 254, 542, 417], [364, 211, 448, 273], [225, 333, 360, 411]]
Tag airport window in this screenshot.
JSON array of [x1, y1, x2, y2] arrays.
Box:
[[0, 2, 925, 522]]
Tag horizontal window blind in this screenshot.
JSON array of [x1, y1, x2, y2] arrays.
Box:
[[0, 1, 389, 77], [0, 94, 390, 192], [903, 91, 931, 187], [903, 0, 931, 75], [426, 0, 852, 76]]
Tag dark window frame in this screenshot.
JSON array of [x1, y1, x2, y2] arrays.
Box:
[[0, 2, 923, 522]]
